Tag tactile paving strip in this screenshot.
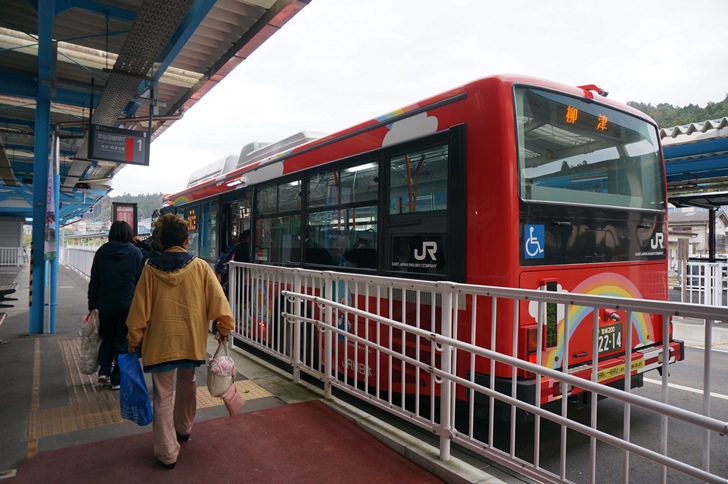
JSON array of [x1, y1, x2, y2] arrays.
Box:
[[27, 338, 275, 439], [28, 400, 124, 439], [59, 338, 117, 406]]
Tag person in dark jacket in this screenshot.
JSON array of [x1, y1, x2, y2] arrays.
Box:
[[232, 229, 251, 263], [133, 235, 162, 265], [88, 221, 143, 389]]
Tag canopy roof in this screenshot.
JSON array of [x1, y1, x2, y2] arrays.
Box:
[[0, 0, 309, 224], [662, 117, 728, 209]]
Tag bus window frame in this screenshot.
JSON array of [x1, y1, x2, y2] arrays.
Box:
[[169, 127, 467, 280], [303, 156, 381, 269], [255, 174, 303, 266], [380, 126, 466, 282]]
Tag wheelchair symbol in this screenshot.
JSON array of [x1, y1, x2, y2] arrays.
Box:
[[525, 225, 545, 259]]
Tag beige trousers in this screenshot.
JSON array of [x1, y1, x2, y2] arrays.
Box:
[[151, 367, 197, 464]]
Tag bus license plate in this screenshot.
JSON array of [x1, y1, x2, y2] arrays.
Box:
[[598, 323, 622, 354]]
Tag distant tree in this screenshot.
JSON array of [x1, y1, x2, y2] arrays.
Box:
[[87, 193, 164, 223], [628, 95, 728, 128]]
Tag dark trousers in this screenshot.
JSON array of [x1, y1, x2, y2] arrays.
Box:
[[97, 310, 129, 385]]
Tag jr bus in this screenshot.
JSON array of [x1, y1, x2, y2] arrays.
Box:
[[163, 74, 683, 411]]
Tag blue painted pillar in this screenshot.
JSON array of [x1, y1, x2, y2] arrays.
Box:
[[29, 0, 54, 334], [49, 133, 60, 334]]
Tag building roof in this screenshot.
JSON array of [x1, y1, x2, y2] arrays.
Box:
[[669, 209, 728, 225], [660, 117, 728, 146]]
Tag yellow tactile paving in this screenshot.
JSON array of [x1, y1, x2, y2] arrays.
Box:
[[28, 399, 124, 439], [26, 338, 275, 439], [60, 338, 116, 405]]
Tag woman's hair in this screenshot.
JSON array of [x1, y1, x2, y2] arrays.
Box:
[[153, 213, 189, 249], [108, 220, 134, 243]]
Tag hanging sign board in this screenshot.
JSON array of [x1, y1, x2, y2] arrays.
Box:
[[88, 124, 150, 166]]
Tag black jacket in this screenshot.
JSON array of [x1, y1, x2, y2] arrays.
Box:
[[232, 241, 250, 263], [88, 241, 143, 312]]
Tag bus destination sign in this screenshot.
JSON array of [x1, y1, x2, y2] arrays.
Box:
[[88, 124, 150, 166]]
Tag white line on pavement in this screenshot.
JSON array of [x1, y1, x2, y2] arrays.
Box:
[[644, 378, 728, 401]]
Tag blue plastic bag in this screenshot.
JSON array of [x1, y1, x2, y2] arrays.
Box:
[[118, 352, 152, 426]]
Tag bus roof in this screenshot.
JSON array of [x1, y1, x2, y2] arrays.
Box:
[[165, 74, 655, 205]]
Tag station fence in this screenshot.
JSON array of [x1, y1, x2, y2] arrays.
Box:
[[59, 247, 95, 279], [228, 261, 727, 484], [0, 247, 25, 266], [681, 260, 727, 306]]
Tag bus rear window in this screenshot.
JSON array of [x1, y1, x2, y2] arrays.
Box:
[[515, 87, 665, 211]]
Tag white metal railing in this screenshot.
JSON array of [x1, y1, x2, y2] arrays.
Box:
[[682, 261, 727, 306], [59, 247, 96, 278], [228, 262, 727, 484], [0, 247, 24, 266]]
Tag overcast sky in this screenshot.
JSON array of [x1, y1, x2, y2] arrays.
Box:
[[111, 0, 728, 196]]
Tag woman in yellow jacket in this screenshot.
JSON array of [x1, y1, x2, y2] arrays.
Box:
[[126, 214, 234, 469]]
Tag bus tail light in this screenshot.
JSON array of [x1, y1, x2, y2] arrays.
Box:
[[526, 326, 538, 355]]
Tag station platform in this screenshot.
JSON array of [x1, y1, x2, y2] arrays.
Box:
[[0, 264, 516, 484]]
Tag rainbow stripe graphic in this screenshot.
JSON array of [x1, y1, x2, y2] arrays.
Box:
[[542, 273, 654, 368], [171, 195, 191, 205], [375, 103, 420, 128]]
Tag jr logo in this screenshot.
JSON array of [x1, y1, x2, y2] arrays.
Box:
[[650, 232, 665, 250], [414, 241, 438, 261]]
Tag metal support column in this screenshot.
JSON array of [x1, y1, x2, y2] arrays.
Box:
[[29, 0, 55, 334]]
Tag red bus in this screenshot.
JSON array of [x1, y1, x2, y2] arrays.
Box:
[[164, 74, 683, 411]]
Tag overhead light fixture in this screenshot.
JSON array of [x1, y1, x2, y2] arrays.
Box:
[[346, 163, 376, 173]]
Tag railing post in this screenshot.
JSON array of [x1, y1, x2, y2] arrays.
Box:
[[292, 271, 302, 383], [229, 263, 238, 334], [702, 317, 713, 471], [324, 273, 333, 399], [438, 283, 454, 461]]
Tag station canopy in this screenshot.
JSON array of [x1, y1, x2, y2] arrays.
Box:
[[0, 0, 309, 225], [662, 117, 728, 209]]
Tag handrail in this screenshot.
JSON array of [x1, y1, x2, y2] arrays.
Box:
[[281, 291, 727, 436], [229, 262, 727, 483]]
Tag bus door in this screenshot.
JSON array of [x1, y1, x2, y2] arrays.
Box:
[[223, 191, 253, 251]]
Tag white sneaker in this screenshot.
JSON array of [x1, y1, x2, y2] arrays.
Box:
[[110, 384, 120, 391], [98, 375, 110, 385]]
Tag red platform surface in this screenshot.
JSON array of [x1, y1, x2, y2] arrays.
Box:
[[8, 400, 443, 483]]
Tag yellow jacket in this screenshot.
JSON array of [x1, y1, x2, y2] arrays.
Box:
[[126, 247, 234, 368]]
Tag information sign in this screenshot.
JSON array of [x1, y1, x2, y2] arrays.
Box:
[[88, 124, 150, 166]]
